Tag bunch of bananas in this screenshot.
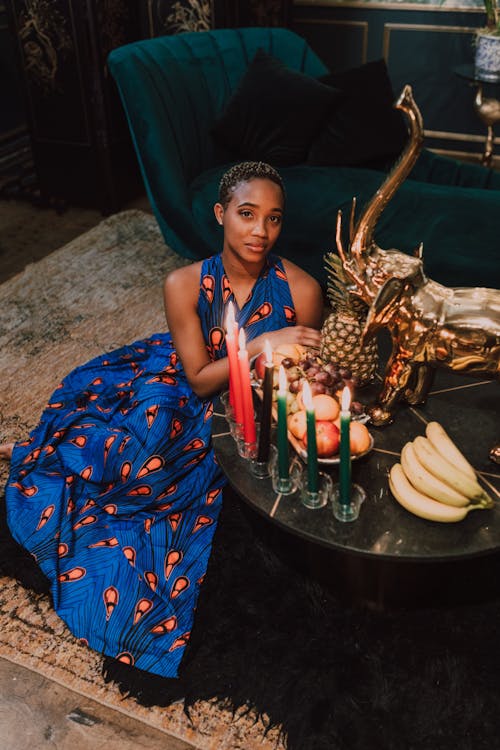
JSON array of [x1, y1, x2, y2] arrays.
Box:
[[389, 422, 494, 522]]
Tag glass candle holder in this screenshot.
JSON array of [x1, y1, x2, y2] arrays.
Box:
[[238, 422, 260, 461], [220, 390, 244, 445], [299, 468, 333, 510], [331, 483, 366, 522], [251, 421, 275, 479], [268, 444, 301, 495], [250, 456, 271, 479], [219, 390, 234, 421]]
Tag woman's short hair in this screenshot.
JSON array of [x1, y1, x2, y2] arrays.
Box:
[[218, 161, 285, 208]]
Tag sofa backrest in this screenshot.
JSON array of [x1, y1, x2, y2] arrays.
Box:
[[108, 28, 328, 258]]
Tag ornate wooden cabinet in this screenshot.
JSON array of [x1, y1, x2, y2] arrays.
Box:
[[139, 0, 212, 36], [4, 0, 294, 210], [212, 0, 292, 28], [138, 0, 292, 36], [0, 1, 33, 193], [5, 0, 145, 212]]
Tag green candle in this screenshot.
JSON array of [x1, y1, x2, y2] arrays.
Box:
[[339, 386, 351, 506], [277, 365, 289, 480], [302, 381, 318, 493]]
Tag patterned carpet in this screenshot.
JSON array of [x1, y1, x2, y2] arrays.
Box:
[[0, 210, 283, 750], [0, 199, 104, 284]]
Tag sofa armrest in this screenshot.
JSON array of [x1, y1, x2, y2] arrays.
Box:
[[409, 148, 500, 190]]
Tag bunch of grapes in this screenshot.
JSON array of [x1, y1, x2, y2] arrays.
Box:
[[280, 353, 365, 415]]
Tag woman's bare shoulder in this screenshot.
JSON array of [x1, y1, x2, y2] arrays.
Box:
[[165, 260, 203, 286], [164, 261, 203, 298]]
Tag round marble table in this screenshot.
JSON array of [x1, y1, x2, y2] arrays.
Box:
[[213, 370, 500, 609]]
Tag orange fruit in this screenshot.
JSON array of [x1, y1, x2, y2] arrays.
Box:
[[311, 394, 340, 421], [273, 343, 300, 366], [349, 422, 371, 454], [273, 343, 311, 368], [287, 410, 307, 441]]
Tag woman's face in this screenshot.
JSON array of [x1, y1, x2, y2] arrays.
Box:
[[215, 177, 284, 264]]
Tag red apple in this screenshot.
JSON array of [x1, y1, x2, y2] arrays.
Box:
[[304, 419, 340, 458], [254, 351, 268, 381]]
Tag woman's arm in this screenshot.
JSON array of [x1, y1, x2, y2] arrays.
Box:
[[244, 260, 324, 359], [282, 259, 324, 329], [164, 264, 231, 398]]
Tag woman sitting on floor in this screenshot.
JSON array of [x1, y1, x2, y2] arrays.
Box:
[[0, 161, 323, 682]]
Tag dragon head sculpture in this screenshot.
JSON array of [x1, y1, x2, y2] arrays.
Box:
[[335, 84, 426, 306], [329, 85, 500, 462]]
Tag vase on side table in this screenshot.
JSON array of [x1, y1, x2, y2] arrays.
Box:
[[475, 31, 500, 81]]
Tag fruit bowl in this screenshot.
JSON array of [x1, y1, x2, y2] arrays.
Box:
[[252, 347, 375, 464], [294, 433, 375, 465], [253, 383, 375, 465], [251, 351, 369, 420]]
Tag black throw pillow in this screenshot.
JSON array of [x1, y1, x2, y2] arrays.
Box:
[[211, 48, 340, 167], [307, 59, 409, 168]]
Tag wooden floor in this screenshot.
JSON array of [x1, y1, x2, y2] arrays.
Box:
[[0, 195, 199, 750], [0, 659, 195, 750]]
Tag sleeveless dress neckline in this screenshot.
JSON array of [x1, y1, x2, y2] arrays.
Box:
[[219, 255, 273, 313]]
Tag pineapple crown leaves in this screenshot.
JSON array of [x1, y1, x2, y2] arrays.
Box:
[[324, 252, 366, 314]]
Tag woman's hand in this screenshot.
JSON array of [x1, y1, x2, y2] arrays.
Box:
[[247, 326, 321, 359]]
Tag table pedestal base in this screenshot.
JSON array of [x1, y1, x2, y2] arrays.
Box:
[[305, 543, 500, 612], [239, 497, 500, 612]]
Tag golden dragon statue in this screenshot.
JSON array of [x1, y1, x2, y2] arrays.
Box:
[[332, 85, 500, 463]]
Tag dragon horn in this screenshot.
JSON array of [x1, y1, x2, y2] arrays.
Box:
[[349, 197, 356, 244], [335, 209, 347, 264]]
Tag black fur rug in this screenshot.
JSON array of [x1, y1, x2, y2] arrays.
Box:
[[2, 491, 500, 750]]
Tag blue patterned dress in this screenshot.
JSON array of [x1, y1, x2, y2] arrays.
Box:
[[5, 253, 296, 678]]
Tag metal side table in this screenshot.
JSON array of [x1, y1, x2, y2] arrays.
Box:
[[455, 63, 500, 167]]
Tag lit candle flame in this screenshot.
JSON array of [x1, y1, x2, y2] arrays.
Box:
[[238, 327, 246, 351], [341, 385, 351, 412], [264, 339, 273, 365], [225, 302, 236, 334], [278, 365, 287, 394], [302, 380, 313, 411]]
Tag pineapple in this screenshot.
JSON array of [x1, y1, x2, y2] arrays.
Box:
[[320, 252, 378, 385]]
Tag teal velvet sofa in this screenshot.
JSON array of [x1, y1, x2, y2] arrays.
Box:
[[108, 28, 500, 289]]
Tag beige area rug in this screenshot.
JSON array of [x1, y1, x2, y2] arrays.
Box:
[[0, 210, 283, 750]]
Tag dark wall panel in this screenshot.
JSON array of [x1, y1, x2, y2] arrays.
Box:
[[294, 18, 368, 70], [0, 1, 25, 137], [292, 2, 490, 161]]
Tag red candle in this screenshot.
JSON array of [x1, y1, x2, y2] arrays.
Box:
[[238, 327, 257, 445], [225, 303, 244, 427]]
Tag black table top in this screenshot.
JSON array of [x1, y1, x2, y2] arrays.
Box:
[[213, 368, 500, 564]]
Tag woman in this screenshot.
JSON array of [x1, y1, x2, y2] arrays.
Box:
[[0, 161, 323, 681]]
